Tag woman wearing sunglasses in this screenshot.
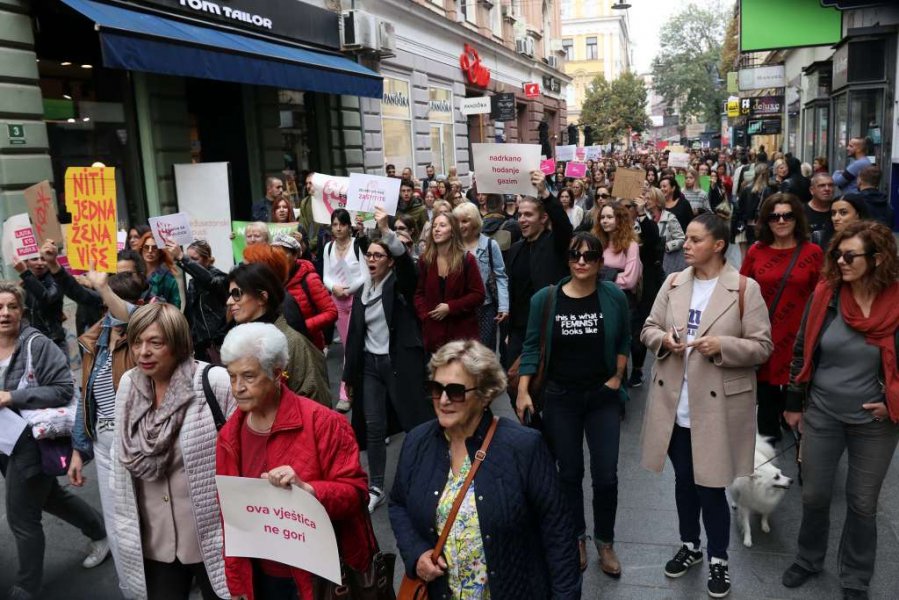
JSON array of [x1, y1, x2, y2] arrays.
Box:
[[740, 193, 823, 441], [516, 232, 631, 577], [641, 214, 773, 598], [137, 231, 181, 308], [343, 209, 433, 513], [782, 221, 899, 599], [391, 340, 581, 600]]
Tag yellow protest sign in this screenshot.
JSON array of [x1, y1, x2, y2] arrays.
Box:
[[64, 167, 117, 273]]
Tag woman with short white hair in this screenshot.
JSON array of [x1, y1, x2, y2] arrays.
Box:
[[216, 322, 374, 599]]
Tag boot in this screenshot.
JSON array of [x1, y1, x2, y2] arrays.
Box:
[[598, 542, 621, 578]]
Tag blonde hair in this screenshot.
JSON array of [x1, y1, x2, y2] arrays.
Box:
[[645, 186, 665, 212], [432, 200, 453, 216], [684, 168, 699, 190], [452, 203, 483, 235], [422, 213, 466, 276], [127, 303, 193, 364], [0, 282, 25, 308], [429, 339, 507, 402]]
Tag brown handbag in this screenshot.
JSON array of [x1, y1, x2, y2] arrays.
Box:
[[506, 285, 556, 412], [396, 417, 499, 600]]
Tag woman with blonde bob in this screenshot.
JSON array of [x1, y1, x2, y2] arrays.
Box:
[[390, 340, 581, 599], [645, 186, 686, 275], [414, 213, 485, 353], [113, 303, 235, 600]]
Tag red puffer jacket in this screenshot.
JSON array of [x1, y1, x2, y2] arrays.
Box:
[[216, 385, 373, 600], [286, 259, 338, 350]]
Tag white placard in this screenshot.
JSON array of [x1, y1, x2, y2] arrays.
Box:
[[584, 146, 602, 160], [460, 96, 491, 116], [471, 143, 542, 195], [0, 407, 27, 455], [345, 173, 401, 216], [2, 213, 40, 265], [310, 173, 350, 225], [148, 212, 194, 248], [668, 152, 690, 169], [175, 162, 234, 271], [216, 475, 341, 584], [556, 145, 576, 161]]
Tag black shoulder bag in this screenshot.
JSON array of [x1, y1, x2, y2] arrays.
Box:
[[768, 244, 803, 318], [201, 363, 227, 431]]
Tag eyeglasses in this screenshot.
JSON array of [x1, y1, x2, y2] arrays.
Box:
[[598, 193, 612, 199], [830, 249, 874, 265], [426, 380, 478, 403], [568, 249, 603, 264], [364, 252, 389, 261], [142, 244, 158, 251], [767, 212, 796, 223], [228, 287, 244, 301]]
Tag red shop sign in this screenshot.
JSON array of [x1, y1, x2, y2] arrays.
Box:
[[460, 43, 491, 88], [523, 82, 540, 98]]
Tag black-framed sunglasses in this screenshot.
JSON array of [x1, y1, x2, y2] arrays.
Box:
[[228, 287, 244, 301], [568, 249, 602, 264], [426, 380, 477, 403], [767, 212, 796, 223], [142, 243, 158, 251], [830, 249, 874, 265], [598, 193, 612, 199]]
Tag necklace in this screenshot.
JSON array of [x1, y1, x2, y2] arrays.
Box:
[[334, 238, 352, 255]]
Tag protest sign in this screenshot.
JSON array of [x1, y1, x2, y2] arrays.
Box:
[[24, 180, 63, 246], [216, 476, 341, 584], [585, 146, 602, 161], [149, 212, 194, 248], [540, 158, 556, 176], [2, 213, 40, 264], [667, 152, 690, 169], [345, 173, 401, 216], [611, 168, 646, 201], [64, 167, 117, 272], [175, 162, 234, 270], [471, 143, 541, 195], [575, 147, 586, 161], [310, 173, 350, 225], [556, 145, 576, 162], [231, 221, 298, 264], [675, 174, 712, 194], [117, 230, 127, 251], [565, 162, 587, 179]]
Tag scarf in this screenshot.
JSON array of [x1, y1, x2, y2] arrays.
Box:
[[119, 360, 197, 480], [797, 280, 899, 422]]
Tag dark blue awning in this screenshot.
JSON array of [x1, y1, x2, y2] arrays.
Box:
[[61, 0, 383, 98]]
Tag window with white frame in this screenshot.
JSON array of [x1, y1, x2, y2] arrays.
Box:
[[586, 36, 598, 60], [381, 77, 415, 172], [490, 4, 502, 36], [560, 0, 572, 19], [428, 87, 455, 175], [562, 39, 573, 61], [459, 0, 476, 24]]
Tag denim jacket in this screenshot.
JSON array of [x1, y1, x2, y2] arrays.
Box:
[[472, 234, 509, 312]]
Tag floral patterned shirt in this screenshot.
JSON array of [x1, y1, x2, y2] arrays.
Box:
[[436, 455, 490, 599]]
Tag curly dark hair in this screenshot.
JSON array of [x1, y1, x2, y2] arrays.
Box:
[[755, 192, 809, 246], [823, 220, 899, 296]]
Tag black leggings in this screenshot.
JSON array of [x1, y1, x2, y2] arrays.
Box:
[[144, 558, 219, 600]]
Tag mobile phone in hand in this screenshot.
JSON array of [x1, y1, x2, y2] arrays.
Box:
[[671, 326, 681, 344]]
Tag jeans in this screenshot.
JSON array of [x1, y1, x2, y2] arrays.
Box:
[[756, 382, 787, 441], [541, 379, 621, 543], [143, 558, 218, 600], [363, 352, 396, 490], [795, 403, 899, 591], [667, 425, 730, 560], [4, 451, 107, 594]]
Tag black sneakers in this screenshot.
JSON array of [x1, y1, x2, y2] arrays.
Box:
[[707, 560, 731, 598], [627, 369, 643, 388], [664, 544, 703, 578]]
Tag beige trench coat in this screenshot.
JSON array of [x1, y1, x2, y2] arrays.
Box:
[[640, 264, 773, 488]]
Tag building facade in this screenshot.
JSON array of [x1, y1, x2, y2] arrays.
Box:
[[560, 0, 631, 131]]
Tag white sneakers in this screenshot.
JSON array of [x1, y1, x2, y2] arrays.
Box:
[[82, 538, 110, 569], [368, 487, 386, 513]]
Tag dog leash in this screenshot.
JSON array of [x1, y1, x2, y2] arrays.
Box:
[[753, 439, 798, 471]]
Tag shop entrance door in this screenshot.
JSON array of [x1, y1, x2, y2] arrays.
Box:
[[186, 79, 251, 219]]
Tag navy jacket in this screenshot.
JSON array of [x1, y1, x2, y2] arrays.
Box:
[[389, 411, 581, 600]]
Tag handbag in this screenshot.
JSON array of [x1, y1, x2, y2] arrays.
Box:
[[37, 436, 74, 476], [506, 285, 556, 414], [397, 417, 499, 600], [17, 334, 77, 440]]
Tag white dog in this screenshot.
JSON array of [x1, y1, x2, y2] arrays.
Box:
[[729, 435, 793, 547]]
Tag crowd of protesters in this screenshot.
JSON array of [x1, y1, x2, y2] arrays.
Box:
[[1, 138, 897, 600]]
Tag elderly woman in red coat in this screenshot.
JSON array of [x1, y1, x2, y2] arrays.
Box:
[[414, 212, 486, 353], [215, 322, 372, 600]]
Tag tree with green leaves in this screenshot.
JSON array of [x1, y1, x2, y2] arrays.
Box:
[[650, 1, 729, 128], [579, 72, 650, 144]]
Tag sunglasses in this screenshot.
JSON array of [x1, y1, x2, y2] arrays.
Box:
[[568, 249, 603, 263], [830, 249, 874, 265], [142, 244, 158, 251], [426, 380, 478, 403], [364, 252, 389, 261], [767, 212, 796, 223], [598, 193, 612, 199], [228, 287, 244, 301]]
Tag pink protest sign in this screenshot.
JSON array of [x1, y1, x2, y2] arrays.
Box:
[[540, 158, 556, 176], [576, 147, 586, 160], [565, 162, 587, 178]]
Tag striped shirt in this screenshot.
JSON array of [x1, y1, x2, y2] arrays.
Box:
[[92, 351, 117, 420]]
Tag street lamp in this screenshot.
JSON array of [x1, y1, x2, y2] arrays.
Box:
[[611, 2, 631, 9]]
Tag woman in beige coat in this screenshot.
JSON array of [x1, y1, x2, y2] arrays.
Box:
[[640, 213, 772, 599]]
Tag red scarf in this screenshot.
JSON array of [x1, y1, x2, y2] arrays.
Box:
[[797, 280, 899, 422]]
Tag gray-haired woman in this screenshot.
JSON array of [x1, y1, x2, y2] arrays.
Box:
[[113, 302, 235, 600]]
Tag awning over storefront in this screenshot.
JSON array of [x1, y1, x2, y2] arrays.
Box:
[[61, 0, 382, 98]]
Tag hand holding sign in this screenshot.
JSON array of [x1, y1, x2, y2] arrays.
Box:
[[261, 465, 316, 497]]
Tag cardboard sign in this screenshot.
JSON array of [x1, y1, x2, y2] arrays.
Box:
[[2, 213, 40, 264], [117, 230, 127, 251], [556, 145, 576, 162], [24, 180, 63, 246], [611, 168, 646, 201], [231, 221, 299, 264], [310, 173, 350, 225], [540, 158, 556, 176], [64, 167, 117, 273], [149, 212, 194, 248], [585, 146, 602, 161], [471, 143, 541, 196], [667, 152, 690, 169], [174, 162, 235, 271], [216, 476, 341, 584], [575, 147, 586, 161], [345, 173, 401, 216], [676, 174, 711, 193], [565, 162, 587, 178]]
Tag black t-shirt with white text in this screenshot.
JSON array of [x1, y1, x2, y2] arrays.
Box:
[[547, 289, 608, 388]]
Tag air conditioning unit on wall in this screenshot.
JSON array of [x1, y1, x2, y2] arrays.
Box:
[[342, 10, 378, 51], [516, 37, 535, 58], [546, 56, 558, 68], [378, 20, 396, 57]]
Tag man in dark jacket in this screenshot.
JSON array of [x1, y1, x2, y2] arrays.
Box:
[[13, 254, 67, 356], [845, 165, 893, 227], [505, 170, 573, 369], [780, 155, 812, 203], [250, 176, 283, 222]]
